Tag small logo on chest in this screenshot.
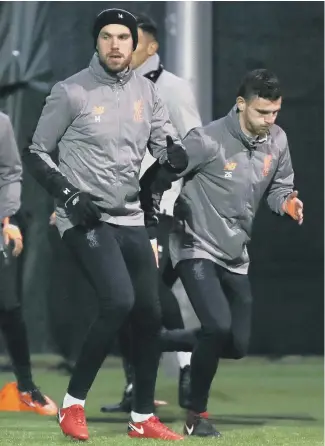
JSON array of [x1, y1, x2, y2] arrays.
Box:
[[92, 106, 105, 123], [224, 161, 237, 178]]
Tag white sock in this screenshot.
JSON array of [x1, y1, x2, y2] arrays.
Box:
[[177, 352, 192, 369], [131, 411, 153, 423], [62, 393, 85, 408]]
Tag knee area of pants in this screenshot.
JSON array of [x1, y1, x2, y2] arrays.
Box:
[[99, 298, 133, 319], [133, 308, 162, 333], [202, 324, 231, 341], [135, 302, 161, 322]]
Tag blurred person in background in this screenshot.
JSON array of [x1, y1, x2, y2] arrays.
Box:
[[23, 8, 187, 442], [145, 69, 303, 437], [100, 13, 202, 415], [0, 112, 57, 416]]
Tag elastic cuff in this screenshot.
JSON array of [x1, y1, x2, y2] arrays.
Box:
[[64, 191, 80, 208]]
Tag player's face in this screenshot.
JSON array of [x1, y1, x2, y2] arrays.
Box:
[[131, 28, 158, 69], [96, 24, 133, 73], [237, 96, 282, 137]]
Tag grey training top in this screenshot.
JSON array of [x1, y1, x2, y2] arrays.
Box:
[[0, 112, 22, 221], [29, 53, 182, 236], [170, 106, 294, 274]]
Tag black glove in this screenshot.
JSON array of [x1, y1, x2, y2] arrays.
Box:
[[165, 135, 188, 172], [64, 190, 102, 226]]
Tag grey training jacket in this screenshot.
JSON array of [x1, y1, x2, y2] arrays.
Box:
[[29, 53, 182, 236], [0, 112, 22, 221], [169, 106, 294, 274]]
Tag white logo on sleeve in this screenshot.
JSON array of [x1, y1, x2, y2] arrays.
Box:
[[63, 188, 71, 195], [72, 196, 80, 206], [118, 13, 123, 18]]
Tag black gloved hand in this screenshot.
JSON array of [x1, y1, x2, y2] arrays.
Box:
[[150, 169, 173, 194], [64, 191, 102, 226], [165, 135, 188, 172]]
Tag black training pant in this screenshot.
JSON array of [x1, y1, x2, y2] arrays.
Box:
[[118, 214, 185, 387], [0, 242, 33, 390], [63, 222, 161, 413], [176, 258, 253, 413]]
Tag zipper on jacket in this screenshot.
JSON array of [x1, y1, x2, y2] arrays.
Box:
[[114, 82, 120, 186], [245, 149, 254, 215]]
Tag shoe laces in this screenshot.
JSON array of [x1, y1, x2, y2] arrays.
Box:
[[149, 417, 177, 434], [148, 416, 168, 428], [71, 406, 86, 426], [198, 416, 218, 433], [148, 416, 160, 424]]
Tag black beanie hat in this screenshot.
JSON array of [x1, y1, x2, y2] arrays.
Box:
[[93, 8, 138, 51]]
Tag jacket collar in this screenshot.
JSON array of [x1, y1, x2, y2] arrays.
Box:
[[89, 53, 133, 86], [225, 105, 269, 150], [135, 53, 160, 76]]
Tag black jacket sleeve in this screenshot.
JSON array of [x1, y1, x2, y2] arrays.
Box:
[[22, 83, 80, 204]]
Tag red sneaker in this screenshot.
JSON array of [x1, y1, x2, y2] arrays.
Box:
[[128, 416, 183, 440], [200, 411, 209, 418], [58, 405, 89, 441]]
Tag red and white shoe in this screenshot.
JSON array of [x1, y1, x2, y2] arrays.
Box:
[[57, 405, 89, 441], [128, 416, 183, 440]]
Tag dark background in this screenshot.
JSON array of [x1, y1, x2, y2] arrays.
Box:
[[0, 1, 323, 356]]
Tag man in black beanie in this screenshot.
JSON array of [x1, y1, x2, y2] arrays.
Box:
[[23, 7, 187, 442], [92, 8, 139, 52]]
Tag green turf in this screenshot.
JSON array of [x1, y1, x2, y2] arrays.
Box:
[[0, 357, 323, 445]]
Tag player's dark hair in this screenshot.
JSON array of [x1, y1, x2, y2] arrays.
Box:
[[136, 13, 158, 41], [237, 69, 281, 101]]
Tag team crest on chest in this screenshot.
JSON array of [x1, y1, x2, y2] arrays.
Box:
[[262, 154, 273, 176], [133, 99, 144, 123]]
